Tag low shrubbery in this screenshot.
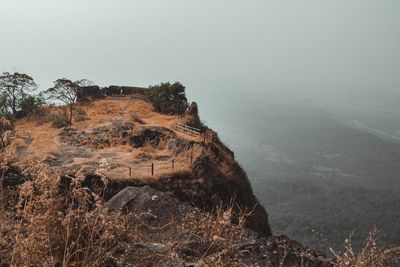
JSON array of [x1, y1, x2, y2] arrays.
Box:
[[0, 163, 248, 266], [50, 112, 70, 128], [145, 82, 188, 115], [73, 107, 88, 122], [332, 228, 400, 267], [18, 94, 46, 118]]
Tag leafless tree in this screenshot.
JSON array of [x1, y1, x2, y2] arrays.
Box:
[[0, 72, 37, 115]]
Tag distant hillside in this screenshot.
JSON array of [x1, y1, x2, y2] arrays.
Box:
[[200, 101, 400, 253]]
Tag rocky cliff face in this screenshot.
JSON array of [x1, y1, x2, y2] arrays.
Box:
[[102, 127, 272, 236], [1, 94, 334, 266]]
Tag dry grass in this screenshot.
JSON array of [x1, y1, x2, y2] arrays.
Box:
[[11, 96, 202, 178], [0, 162, 249, 266], [332, 227, 400, 267]]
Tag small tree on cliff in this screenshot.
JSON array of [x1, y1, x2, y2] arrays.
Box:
[[0, 72, 37, 115], [145, 82, 188, 114], [45, 79, 80, 125]]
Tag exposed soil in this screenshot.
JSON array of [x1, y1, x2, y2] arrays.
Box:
[[12, 95, 271, 237]]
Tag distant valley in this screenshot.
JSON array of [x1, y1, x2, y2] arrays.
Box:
[[192, 90, 400, 253]]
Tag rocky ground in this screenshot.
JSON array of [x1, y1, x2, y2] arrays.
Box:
[[2, 94, 336, 266]]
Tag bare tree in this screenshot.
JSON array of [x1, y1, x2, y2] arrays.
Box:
[[45, 79, 80, 125], [0, 72, 37, 115], [76, 79, 94, 87]]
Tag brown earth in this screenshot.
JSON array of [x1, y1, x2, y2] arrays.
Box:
[[11, 94, 272, 236]]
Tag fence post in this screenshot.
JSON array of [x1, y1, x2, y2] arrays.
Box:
[[151, 163, 154, 176], [172, 159, 175, 170], [129, 167, 132, 178]]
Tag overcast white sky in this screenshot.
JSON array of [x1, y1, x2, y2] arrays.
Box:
[[0, 0, 399, 106]]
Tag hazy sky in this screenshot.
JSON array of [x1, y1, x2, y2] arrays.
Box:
[[0, 0, 399, 106]]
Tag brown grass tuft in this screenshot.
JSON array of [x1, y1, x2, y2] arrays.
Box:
[[0, 162, 250, 266], [332, 227, 400, 267]]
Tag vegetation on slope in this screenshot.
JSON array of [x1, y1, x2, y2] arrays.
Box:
[[144, 82, 188, 115]]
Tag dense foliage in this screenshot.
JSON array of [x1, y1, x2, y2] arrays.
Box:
[[145, 82, 188, 114], [0, 72, 37, 116], [18, 94, 46, 117]]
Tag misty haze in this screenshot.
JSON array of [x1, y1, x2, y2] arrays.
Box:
[[1, 0, 399, 266]]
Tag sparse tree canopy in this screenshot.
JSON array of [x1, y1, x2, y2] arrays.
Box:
[[45, 78, 80, 125], [0, 72, 37, 115], [76, 79, 94, 87]]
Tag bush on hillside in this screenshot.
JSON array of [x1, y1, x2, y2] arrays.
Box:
[[18, 94, 46, 118], [145, 82, 188, 115], [50, 112, 69, 128], [73, 107, 88, 122]]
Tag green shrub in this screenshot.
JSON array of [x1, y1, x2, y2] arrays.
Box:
[[145, 82, 188, 115], [18, 94, 45, 117], [50, 112, 69, 128]]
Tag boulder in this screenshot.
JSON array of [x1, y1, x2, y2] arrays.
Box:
[[107, 186, 194, 226], [179, 102, 202, 129], [77, 86, 105, 102], [102, 86, 145, 96], [129, 126, 176, 148]]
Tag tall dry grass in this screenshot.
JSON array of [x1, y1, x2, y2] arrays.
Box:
[[0, 162, 250, 266], [332, 227, 400, 267]]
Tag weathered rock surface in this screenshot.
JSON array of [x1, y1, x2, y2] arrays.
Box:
[[59, 124, 176, 150], [105, 185, 333, 267], [129, 126, 176, 148], [107, 186, 195, 226], [179, 102, 203, 129], [77, 86, 105, 102], [102, 86, 145, 95]]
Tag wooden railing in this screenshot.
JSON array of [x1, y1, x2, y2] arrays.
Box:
[[176, 122, 202, 136]]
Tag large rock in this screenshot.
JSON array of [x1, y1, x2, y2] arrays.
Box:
[[129, 126, 176, 148], [107, 186, 194, 226], [77, 86, 105, 102], [1, 165, 31, 187], [102, 85, 145, 95], [179, 102, 202, 129], [106, 186, 333, 267]]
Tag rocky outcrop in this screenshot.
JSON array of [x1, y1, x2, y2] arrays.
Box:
[[77, 86, 105, 102], [146, 138, 273, 236], [98, 129, 272, 236], [59, 124, 176, 150], [0, 165, 31, 188], [76, 85, 145, 103], [107, 186, 195, 225], [179, 102, 203, 129], [129, 126, 176, 148], [105, 185, 333, 267], [102, 85, 145, 95]]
